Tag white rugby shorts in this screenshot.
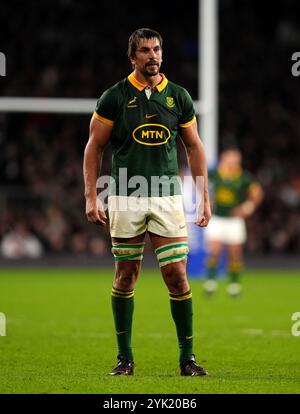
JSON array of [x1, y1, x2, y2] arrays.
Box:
[[108, 195, 188, 238], [205, 215, 247, 245]]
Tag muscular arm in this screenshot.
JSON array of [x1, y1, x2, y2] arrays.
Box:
[[180, 119, 211, 227], [83, 116, 112, 225]]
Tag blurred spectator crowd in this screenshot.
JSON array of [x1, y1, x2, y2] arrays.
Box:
[[0, 0, 300, 258]]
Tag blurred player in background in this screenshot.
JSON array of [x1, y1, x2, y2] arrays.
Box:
[[83, 28, 211, 376], [204, 147, 263, 297]]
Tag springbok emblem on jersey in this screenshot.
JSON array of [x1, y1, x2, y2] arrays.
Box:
[[127, 97, 138, 108], [166, 96, 175, 108]]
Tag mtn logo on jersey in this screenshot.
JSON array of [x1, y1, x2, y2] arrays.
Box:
[[132, 123, 171, 146]]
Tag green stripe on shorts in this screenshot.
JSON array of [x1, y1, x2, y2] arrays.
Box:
[[114, 253, 143, 262], [158, 253, 187, 263]]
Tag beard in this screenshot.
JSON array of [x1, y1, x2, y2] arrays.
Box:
[[142, 62, 160, 77]]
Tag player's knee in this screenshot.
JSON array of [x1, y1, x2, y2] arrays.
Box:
[[162, 262, 189, 293], [209, 247, 221, 259], [167, 277, 188, 293], [114, 261, 139, 290]]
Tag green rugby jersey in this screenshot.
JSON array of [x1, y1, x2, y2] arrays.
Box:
[[94, 73, 195, 196], [209, 168, 254, 217]]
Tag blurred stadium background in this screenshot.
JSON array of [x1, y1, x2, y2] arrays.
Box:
[[0, 0, 300, 395], [1, 0, 300, 266]]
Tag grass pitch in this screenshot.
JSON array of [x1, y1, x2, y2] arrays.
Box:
[[0, 267, 299, 394]]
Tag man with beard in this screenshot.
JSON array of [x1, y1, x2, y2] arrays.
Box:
[[83, 28, 211, 376]]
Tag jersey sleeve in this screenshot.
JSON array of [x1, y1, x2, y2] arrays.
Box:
[[178, 88, 196, 128], [93, 88, 119, 126]]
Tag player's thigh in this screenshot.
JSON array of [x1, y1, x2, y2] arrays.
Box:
[[112, 233, 146, 245], [112, 233, 146, 284], [208, 240, 223, 257], [148, 232, 189, 283], [227, 243, 243, 262], [148, 232, 187, 250]]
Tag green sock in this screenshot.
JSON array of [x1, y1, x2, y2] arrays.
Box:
[[111, 286, 134, 361], [207, 256, 217, 280], [169, 289, 193, 363], [228, 261, 242, 283]]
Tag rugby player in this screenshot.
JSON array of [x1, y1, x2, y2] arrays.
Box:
[[83, 28, 211, 376], [204, 147, 264, 296]]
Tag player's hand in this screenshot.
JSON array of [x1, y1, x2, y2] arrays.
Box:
[[231, 201, 255, 219], [85, 197, 107, 225], [194, 200, 211, 227]]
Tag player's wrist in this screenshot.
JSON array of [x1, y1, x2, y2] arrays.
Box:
[[84, 189, 97, 200], [203, 188, 210, 202]]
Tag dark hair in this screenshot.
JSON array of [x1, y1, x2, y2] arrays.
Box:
[[220, 136, 240, 154], [127, 28, 163, 59]]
